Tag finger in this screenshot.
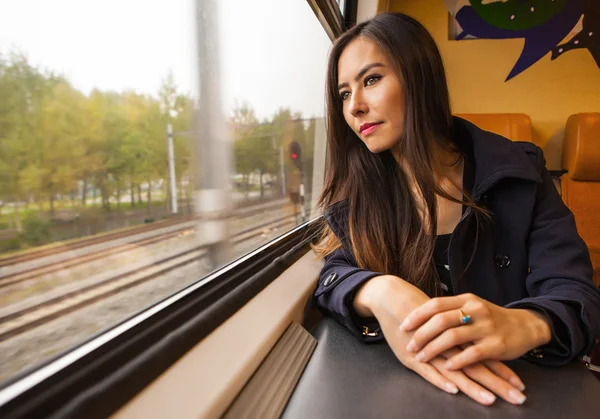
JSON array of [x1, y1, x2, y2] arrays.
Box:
[[483, 360, 526, 391], [445, 342, 497, 370], [400, 294, 472, 331], [416, 326, 482, 363], [462, 362, 527, 405], [443, 348, 526, 396], [406, 310, 465, 353], [441, 346, 462, 359], [411, 361, 460, 395], [430, 357, 497, 406]]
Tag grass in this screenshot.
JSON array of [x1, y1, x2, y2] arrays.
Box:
[[0, 187, 277, 256], [0, 212, 182, 259], [0, 199, 171, 226]]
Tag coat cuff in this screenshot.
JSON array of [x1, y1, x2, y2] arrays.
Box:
[[315, 267, 383, 342], [505, 297, 588, 366]]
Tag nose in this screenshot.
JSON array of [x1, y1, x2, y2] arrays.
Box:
[[349, 90, 368, 117]]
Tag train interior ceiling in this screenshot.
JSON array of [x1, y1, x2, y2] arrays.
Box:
[[0, 0, 599, 418]]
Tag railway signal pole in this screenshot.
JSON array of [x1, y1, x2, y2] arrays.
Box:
[[167, 123, 178, 215], [289, 141, 306, 222]]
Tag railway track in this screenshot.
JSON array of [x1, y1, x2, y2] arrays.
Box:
[[0, 198, 288, 268], [0, 218, 188, 269], [0, 214, 298, 343], [0, 200, 291, 285], [0, 226, 192, 289]]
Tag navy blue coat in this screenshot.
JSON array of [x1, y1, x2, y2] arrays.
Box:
[[314, 117, 600, 366]]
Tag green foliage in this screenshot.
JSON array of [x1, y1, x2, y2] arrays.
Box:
[[230, 103, 318, 199], [233, 104, 278, 176], [0, 236, 21, 253], [22, 214, 51, 246], [0, 52, 194, 213], [0, 52, 312, 216]]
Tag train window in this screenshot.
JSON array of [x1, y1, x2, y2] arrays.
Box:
[[0, 0, 330, 386]]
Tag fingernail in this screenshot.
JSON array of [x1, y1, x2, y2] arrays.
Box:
[[480, 391, 496, 404], [406, 340, 417, 352], [509, 389, 527, 405], [509, 377, 526, 391], [445, 383, 459, 394], [444, 360, 453, 370], [399, 319, 410, 331], [416, 352, 425, 362]]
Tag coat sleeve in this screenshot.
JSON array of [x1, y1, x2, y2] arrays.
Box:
[[313, 247, 384, 342], [505, 147, 600, 366]]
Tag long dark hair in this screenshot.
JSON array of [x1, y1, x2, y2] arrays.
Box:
[[314, 12, 484, 296]]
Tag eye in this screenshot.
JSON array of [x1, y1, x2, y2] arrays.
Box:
[[339, 91, 350, 101], [365, 75, 381, 86]]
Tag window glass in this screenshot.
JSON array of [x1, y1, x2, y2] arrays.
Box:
[[0, 0, 330, 384]]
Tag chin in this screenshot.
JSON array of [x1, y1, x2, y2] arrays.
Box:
[[364, 140, 392, 154]]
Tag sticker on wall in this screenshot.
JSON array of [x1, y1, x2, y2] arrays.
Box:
[[444, 0, 599, 81]]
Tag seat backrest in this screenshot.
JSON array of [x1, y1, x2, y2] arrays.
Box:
[[455, 113, 533, 142], [561, 113, 600, 286]]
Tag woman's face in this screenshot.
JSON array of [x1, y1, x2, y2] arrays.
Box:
[[337, 37, 405, 154]]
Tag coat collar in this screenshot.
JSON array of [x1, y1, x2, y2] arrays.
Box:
[[453, 116, 542, 199], [324, 116, 543, 238]]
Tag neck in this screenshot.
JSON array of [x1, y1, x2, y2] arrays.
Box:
[[391, 143, 463, 193]]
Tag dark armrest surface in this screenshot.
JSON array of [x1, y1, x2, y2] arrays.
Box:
[[283, 317, 599, 419]]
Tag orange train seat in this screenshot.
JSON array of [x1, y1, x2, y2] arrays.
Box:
[[456, 113, 533, 142], [561, 113, 600, 286]]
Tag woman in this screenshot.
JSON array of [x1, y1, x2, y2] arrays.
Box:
[[313, 12, 600, 406]]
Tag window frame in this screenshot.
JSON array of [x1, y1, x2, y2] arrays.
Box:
[[306, 0, 356, 40], [0, 219, 322, 417]]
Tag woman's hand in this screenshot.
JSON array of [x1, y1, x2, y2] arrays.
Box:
[[399, 293, 553, 370], [439, 345, 527, 405], [358, 276, 527, 405]]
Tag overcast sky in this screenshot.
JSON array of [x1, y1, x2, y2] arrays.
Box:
[[0, 0, 332, 119]]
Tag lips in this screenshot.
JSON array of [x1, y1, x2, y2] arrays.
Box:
[[359, 122, 382, 135]]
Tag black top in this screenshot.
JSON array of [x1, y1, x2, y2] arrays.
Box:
[[434, 153, 475, 295], [434, 234, 454, 295]]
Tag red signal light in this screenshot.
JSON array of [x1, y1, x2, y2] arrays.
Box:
[[289, 141, 302, 170]]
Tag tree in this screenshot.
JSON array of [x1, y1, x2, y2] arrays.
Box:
[[0, 54, 195, 229], [231, 103, 280, 197], [0, 52, 59, 226], [37, 81, 88, 213]]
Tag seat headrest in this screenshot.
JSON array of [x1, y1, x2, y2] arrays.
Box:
[[455, 113, 533, 142], [562, 113, 600, 181]]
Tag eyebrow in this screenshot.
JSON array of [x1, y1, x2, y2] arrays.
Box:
[[338, 62, 385, 90]]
